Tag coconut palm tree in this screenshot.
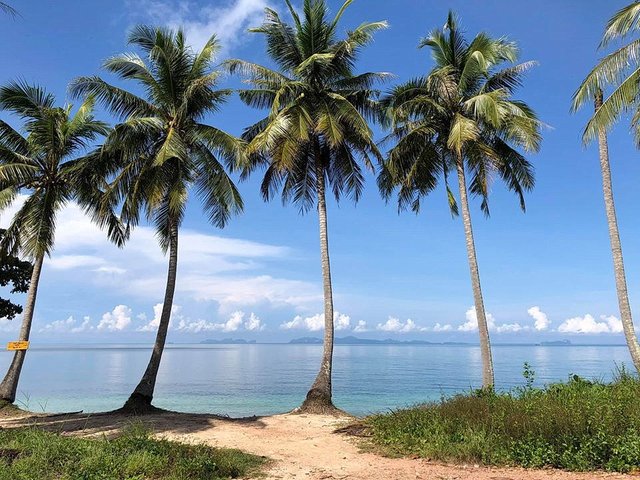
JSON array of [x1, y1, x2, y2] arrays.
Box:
[[0, 82, 123, 404], [70, 26, 244, 412], [571, 2, 640, 372], [379, 12, 542, 389], [228, 0, 388, 411], [0, 3, 16, 16]]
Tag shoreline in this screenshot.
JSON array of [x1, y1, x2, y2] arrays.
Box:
[[0, 407, 636, 480]]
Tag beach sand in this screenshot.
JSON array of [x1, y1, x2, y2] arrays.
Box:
[[0, 409, 637, 479]]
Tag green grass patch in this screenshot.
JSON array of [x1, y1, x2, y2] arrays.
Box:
[[0, 424, 264, 479], [365, 365, 640, 472]]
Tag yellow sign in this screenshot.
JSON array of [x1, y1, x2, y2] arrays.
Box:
[[7, 341, 29, 351]]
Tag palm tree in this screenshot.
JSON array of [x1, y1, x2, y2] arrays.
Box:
[[379, 12, 542, 389], [70, 26, 244, 412], [571, 2, 640, 372], [0, 82, 122, 405], [228, 0, 388, 412], [0, 3, 17, 16]]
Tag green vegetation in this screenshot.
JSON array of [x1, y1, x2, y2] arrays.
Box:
[[69, 26, 245, 412], [229, 0, 387, 412], [0, 229, 32, 320], [0, 425, 264, 480], [365, 368, 640, 472], [379, 12, 542, 390]]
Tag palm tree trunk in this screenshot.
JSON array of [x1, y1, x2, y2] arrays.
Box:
[[300, 161, 336, 413], [595, 90, 640, 372], [0, 252, 44, 405], [455, 155, 495, 389], [122, 220, 179, 413]]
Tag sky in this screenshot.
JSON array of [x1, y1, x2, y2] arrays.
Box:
[[1, 0, 639, 344]]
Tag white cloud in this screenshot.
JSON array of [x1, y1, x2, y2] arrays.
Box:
[[601, 315, 623, 334], [334, 313, 351, 331], [432, 323, 453, 332], [40, 315, 94, 333], [558, 314, 623, 334], [527, 306, 550, 331], [0, 316, 20, 333], [353, 320, 368, 333], [175, 318, 217, 334], [458, 307, 496, 332], [137, 303, 183, 332], [175, 310, 263, 333], [217, 310, 245, 332], [376, 317, 428, 333], [496, 323, 524, 333], [47, 255, 106, 270], [280, 311, 350, 331], [71, 316, 93, 333], [97, 305, 132, 331], [94, 266, 127, 275], [458, 307, 528, 334], [244, 313, 265, 331], [129, 0, 269, 52], [1, 195, 320, 314]]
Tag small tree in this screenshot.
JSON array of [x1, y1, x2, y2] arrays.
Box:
[[0, 229, 32, 320]]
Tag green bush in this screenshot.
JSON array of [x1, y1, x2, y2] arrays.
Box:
[[365, 367, 640, 472], [0, 424, 263, 479]]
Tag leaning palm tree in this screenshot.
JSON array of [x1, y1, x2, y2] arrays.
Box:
[[0, 3, 16, 16], [571, 1, 640, 372], [379, 12, 542, 389], [229, 0, 388, 411], [0, 82, 122, 405], [70, 26, 244, 412]]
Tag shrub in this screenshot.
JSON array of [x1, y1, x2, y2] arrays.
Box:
[[365, 367, 640, 472], [0, 424, 263, 479]]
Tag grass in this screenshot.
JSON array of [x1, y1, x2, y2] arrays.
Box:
[[364, 365, 640, 472], [0, 424, 265, 480]]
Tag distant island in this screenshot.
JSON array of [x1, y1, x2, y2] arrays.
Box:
[[200, 339, 257, 345], [538, 340, 572, 346], [289, 336, 469, 346]]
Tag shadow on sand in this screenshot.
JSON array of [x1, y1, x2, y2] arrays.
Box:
[[0, 405, 269, 438]]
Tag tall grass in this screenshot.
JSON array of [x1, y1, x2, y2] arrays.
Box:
[[365, 366, 640, 472], [0, 424, 264, 479]]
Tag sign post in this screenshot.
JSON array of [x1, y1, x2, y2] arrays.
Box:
[[7, 341, 29, 351]]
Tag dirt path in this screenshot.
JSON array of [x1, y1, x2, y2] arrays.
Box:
[[0, 410, 637, 480]]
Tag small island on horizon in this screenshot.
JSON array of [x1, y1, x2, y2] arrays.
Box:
[[288, 336, 470, 346]]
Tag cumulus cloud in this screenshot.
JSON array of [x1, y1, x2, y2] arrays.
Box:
[[432, 323, 453, 332], [97, 305, 132, 331], [137, 303, 183, 332], [458, 307, 496, 332], [244, 313, 265, 332], [496, 323, 525, 333], [458, 307, 529, 334], [376, 317, 428, 333], [558, 314, 623, 334], [1, 195, 320, 315], [353, 320, 368, 333], [0, 316, 19, 333], [527, 306, 550, 331], [601, 315, 623, 334], [280, 312, 350, 331], [47, 255, 106, 270], [175, 311, 264, 333], [40, 315, 94, 333], [129, 0, 269, 52]]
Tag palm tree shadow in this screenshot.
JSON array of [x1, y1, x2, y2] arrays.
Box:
[[0, 409, 268, 438]]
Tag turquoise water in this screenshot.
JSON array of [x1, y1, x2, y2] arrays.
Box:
[[0, 344, 632, 417]]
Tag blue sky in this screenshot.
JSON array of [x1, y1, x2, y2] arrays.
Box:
[[0, 0, 639, 343]]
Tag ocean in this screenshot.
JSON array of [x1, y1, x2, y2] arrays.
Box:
[[0, 343, 632, 417]]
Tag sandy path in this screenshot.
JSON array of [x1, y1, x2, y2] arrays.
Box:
[[1, 410, 637, 480]]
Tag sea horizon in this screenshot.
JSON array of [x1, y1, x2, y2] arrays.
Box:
[[2, 343, 633, 417]]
